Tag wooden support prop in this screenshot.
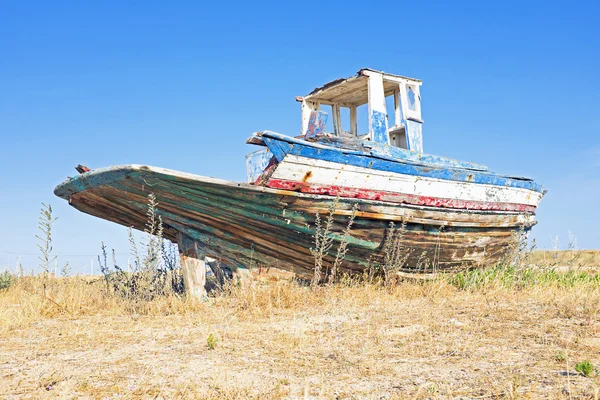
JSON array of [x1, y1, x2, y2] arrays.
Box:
[[176, 232, 207, 300]]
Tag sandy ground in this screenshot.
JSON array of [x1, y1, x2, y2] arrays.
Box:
[[1, 280, 600, 399]]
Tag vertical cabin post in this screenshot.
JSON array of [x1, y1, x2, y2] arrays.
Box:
[[332, 105, 342, 136], [300, 100, 318, 135], [398, 81, 424, 153], [393, 89, 401, 126], [364, 71, 389, 144], [176, 232, 207, 300], [350, 105, 357, 136]]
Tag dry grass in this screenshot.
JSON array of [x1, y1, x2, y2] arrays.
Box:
[[530, 250, 600, 270], [1, 269, 600, 399]]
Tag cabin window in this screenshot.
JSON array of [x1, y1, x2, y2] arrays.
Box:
[[319, 104, 333, 133], [407, 86, 417, 111], [339, 107, 352, 134], [330, 104, 370, 139], [388, 128, 408, 149], [355, 104, 370, 138], [385, 94, 396, 127], [385, 89, 408, 149]]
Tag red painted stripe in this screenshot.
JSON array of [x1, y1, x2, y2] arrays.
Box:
[[267, 179, 536, 213]]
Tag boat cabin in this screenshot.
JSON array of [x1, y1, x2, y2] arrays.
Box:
[[296, 68, 424, 152], [245, 69, 465, 184]]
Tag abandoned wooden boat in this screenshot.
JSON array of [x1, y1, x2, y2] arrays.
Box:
[[55, 68, 545, 285]]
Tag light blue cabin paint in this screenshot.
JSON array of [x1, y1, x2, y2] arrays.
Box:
[[304, 110, 328, 138], [370, 110, 388, 144], [406, 119, 423, 152], [245, 147, 274, 183]]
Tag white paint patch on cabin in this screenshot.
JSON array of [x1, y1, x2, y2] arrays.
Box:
[[296, 69, 424, 152]]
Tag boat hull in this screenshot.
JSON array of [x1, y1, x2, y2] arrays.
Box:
[[55, 165, 533, 278]]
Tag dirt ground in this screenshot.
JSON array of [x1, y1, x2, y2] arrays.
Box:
[[1, 276, 600, 399]]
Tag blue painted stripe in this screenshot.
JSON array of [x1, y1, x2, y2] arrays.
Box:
[[260, 130, 488, 171], [262, 136, 545, 193]]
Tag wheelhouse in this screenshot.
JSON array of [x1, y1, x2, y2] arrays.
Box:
[[245, 68, 485, 184], [296, 68, 424, 152]]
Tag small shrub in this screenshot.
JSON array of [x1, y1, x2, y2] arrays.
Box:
[[310, 199, 337, 286], [207, 333, 218, 350], [380, 221, 412, 283], [329, 203, 357, 284], [310, 199, 357, 286], [575, 360, 594, 377], [554, 350, 567, 362], [60, 262, 71, 277], [0, 271, 15, 291]]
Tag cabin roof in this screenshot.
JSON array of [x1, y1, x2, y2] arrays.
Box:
[[298, 68, 421, 106]]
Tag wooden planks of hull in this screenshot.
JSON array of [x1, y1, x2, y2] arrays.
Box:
[[55, 166, 527, 277]]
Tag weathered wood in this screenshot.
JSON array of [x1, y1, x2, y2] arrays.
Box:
[[350, 105, 357, 136], [304, 110, 328, 138], [301, 68, 421, 107], [393, 88, 401, 126], [56, 165, 535, 278], [260, 130, 490, 172], [365, 70, 388, 144], [332, 105, 342, 136], [267, 155, 542, 210], [245, 147, 273, 183], [176, 232, 207, 300], [261, 132, 543, 191]]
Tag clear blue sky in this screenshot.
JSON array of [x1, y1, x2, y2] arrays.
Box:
[[1, 1, 599, 274]]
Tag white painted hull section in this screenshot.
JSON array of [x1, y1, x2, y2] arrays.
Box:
[[271, 155, 543, 207]]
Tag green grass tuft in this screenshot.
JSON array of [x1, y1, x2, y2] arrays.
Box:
[[446, 264, 600, 291], [207, 333, 218, 350], [575, 360, 594, 377], [0, 271, 15, 291]]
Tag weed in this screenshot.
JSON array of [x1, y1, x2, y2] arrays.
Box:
[[99, 193, 185, 304], [554, 350, 567, 362], [575, 360, 595, 377], [310, 199, 337, 286], [428, 384, 438, 394], [60, 262, 71, 277], [0, 271, 14, 291], [207, 333, 218, 350], [36, 203, 57, 275], [309, 200, 359, 285], [381, 221, 412, 282], [329, 204, 357, 284]]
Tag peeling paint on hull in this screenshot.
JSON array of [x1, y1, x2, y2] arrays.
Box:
[[55, 165, 531, 278]]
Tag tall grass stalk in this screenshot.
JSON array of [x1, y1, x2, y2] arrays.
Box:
[[99, 193, 185, 305], [36, 203, 57, 276], [381, 221, 413, 282], [329, 204, 358, 284], [310, 199, 338, 286]]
